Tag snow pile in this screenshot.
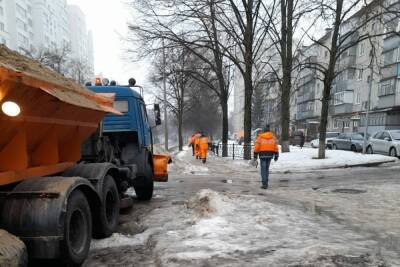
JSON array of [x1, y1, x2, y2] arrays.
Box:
[[90, 189, 395, 265], [90, 231, 154, 250], [233, 146, 396, 172], [153, 190, 390, 266], [187, 189, 233, 219]]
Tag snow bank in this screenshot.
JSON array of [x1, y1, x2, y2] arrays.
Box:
[[90, 189, 395, 265], [90, 231, 154, 250], [233, 146, 396, 172], [153, 190, 390, 266], [187, 189, 233, 218]]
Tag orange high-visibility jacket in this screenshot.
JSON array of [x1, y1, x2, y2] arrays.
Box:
[[254, 132, 279, 153], [199, 136, 209, 150], [188, 135, 196, 145]]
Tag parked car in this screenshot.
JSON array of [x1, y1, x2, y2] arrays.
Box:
[[290, 130, 305, 146], [331, 133, 364, 152], [366, 130, 400, 157], [310, 132, 340, 148]]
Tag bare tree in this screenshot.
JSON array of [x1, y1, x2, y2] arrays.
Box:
[[128, 0, 233, 156], [151, 46, 199, 151], [69, 58, 92, 85]]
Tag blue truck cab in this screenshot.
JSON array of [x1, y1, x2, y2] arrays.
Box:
[[82, 79, 162, 201], [89, 85, 152, 150]]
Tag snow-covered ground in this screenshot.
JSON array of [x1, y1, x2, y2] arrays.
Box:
[[90, 189, 394, 266], [231, 146, 396, 172]]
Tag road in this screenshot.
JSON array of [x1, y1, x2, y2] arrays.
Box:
[[85, 151, 400, 266]]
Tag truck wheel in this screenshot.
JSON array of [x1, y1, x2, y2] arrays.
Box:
[[0, 230, 28, 267], [61, 190, 92, 266], [134, 162, 154, 201], [94, 175, 120, 238]]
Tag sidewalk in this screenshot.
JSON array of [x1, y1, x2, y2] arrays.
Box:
[[232, 146, 397, 173]]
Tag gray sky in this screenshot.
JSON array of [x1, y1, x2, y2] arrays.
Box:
[[67, 0, 149, 87]]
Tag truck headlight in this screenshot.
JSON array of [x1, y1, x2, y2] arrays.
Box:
[[1, 101, 21, 117]]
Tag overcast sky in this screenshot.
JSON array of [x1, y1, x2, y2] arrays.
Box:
[[67, 0, 149, 87]]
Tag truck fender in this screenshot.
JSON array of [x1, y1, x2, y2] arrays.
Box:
[[0, 176, 100, 259], [62, 162, 121, 197]]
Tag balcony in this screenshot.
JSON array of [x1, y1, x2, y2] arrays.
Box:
[[297, 110, 317, 120], [337, 55, 356, 70], [297, 90, 315, 103], [381, 64, 399, 79], [329, 103, 353, 115]]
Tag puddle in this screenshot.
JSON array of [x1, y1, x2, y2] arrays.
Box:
[[331, 189, 367, 194]]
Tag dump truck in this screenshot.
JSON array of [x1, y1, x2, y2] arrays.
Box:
[[0, 45, 171, 266]]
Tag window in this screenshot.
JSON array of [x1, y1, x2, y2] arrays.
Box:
[[373, 132, 383, 139], [357, 69, 363, 80], [334, 120, 339, 128], [355, 90, 361, 104], [359, 42, 365, 56], [353, 120, 359, 128], [0, 6, 3, 16], [0, 22, 4, 32], [334, 92, 344, 105], [351, 133, 363, 140], [344, 121, 350, 128], [382, 132, 391, 140], [338, 133, 347, 139], [384, 49, 396, 65], [113, 100, 129, 113], [140, 103, 149, 123], [379, 81, 395, 96]]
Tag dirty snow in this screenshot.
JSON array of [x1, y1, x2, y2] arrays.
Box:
[[233, 146, 396, 172], [90, 189, 395, 266]]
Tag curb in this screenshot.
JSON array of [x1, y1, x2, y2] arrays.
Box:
[[270, 159, 397, 174]]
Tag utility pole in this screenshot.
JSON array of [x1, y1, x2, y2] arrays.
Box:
[[363, 48, 374, 154], [162, 38, 169, 151]]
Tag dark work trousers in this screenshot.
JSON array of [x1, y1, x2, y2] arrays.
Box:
[[260, 158, 272, 186]]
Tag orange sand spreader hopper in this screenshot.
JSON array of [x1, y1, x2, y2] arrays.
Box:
[[0, 45, 118, 186]]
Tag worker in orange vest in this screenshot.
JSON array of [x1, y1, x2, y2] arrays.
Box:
[[188, 133, 199, 156], [194, 133, 201, 159], [253, 125, 279, 189], [199, 132, 209, 164]]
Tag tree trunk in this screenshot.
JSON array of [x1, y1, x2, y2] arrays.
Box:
[[243, 69, 253, 160], [318, 81, 331, 159], [221, 96, 229, 157], [318, 0, 343, 159], [178, 112, 183, 151], [279, 0, 293, 153]]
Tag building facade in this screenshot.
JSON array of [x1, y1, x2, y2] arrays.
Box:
[[1, 0, 94, 76], [1, 0, 34, 52]]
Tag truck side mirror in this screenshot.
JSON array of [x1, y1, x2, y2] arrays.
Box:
[[154, 104, 161, 126]]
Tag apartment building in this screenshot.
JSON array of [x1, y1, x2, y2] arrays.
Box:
[[31, 0, 69, 52], [359, 0, 400, 133], [1, 0, 33, 52], [1, 0, 94, 76], [294, 31, 331, 139]]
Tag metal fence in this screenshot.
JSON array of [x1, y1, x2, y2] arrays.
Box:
[[210, 143, 254, 160]]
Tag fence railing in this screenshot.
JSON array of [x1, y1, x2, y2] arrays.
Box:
[[210, 143, 254, 160]]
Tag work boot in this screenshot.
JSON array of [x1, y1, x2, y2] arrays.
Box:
[[202, 159, 206, 164], [261, 184, 268, 189]]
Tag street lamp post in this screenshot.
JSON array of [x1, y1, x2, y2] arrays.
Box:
[[363, 48, 374, 154], [162, 38, 168, 151]]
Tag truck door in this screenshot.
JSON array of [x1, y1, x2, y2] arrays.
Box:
[[138, 101, 151, 149]]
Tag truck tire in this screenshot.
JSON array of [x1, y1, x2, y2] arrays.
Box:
[[0, 230, 28, 267], [94, 175, 120, 238], [61, 190, 92, 266], [134, 161, 154, 201]]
